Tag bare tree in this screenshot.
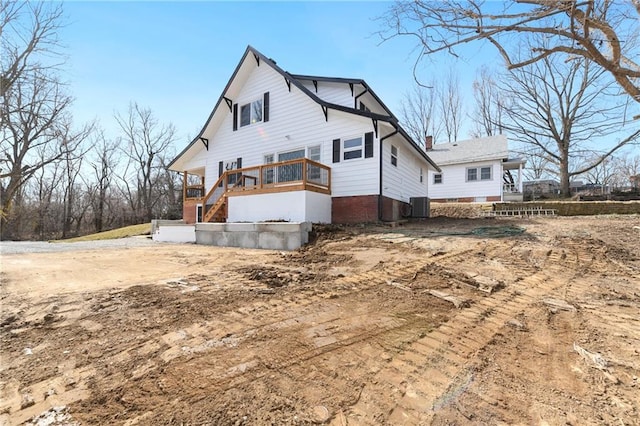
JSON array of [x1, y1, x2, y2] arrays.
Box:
[[0, 2, 85, 239], [60, 126, 92, 239], [438, 71, 464, 142], [581, 154, 616, 194], [470, 66, 504, 138], [399, 81, 442, 146], [522, 148, 553, 182], [499, 52, 639, 196], [380, 1, 640, 103], [115, 103, 176, 223], [611, 151, 640, 190], [86, 129, 120, 232], [0, 2, 64, 97]]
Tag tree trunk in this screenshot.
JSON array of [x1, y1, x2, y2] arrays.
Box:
[[559, 159, 570, 198]]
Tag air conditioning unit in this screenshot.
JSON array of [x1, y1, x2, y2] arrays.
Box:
[[410, 197, 430, 218]]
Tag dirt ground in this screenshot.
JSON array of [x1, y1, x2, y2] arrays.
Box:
[[1, 215, 639, 425]]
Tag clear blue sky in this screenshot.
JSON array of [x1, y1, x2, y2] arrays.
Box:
[[61, 1, 495, 150]]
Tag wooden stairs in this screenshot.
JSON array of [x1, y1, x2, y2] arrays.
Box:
[[203, 195, 227, 223]]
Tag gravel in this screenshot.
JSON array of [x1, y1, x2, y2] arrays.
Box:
[[0, 236, 158, 255]]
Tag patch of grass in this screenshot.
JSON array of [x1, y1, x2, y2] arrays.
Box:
[[53, 223, 151, 243]]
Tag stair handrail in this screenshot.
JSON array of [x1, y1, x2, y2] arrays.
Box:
[[202, 172, 228, 220]]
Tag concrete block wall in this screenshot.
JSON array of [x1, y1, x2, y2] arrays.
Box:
[[195, 222, 312, 251]]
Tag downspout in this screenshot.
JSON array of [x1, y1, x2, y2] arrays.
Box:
[[378, 129, 399, 221]]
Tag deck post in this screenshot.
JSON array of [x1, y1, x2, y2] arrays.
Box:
[[183, 171, 187, 201]]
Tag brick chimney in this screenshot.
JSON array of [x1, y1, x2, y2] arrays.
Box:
[[425, 135, 433, 150]]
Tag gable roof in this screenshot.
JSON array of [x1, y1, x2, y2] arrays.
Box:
[[425, 135, 512, 166], [169, 45, 439, 171]]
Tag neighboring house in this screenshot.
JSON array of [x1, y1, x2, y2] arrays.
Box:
[[168, 46, 440, 224], [425, 135, 525, 203], [524, 179, 561, 197]]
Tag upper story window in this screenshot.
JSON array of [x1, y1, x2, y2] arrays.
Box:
[[467, 166, 492, 182], [332, 132, 374, 163], [419, 167, 424, 183], [434, 173, 443, 184], [390, 145, 398, 167], [240, 99, 263, 127], [343, 137, 363, 160], [233, 92, 269, 131]]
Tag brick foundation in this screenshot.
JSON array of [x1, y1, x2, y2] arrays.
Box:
[[183, 199, 200, 224], [331, 195, 412, 223], [380, 196, 412, 221], [332, 195, 379, 224]]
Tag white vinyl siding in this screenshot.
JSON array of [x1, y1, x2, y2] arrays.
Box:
[[381, 134, 428, 203], [299, 81, 353, 107], [197, 64, 379, 198], [427, 162, 501, 200]]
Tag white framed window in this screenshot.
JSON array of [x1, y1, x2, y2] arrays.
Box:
[[480, 166, 492, 180], [419, 167, 424, 183], [307, 145, 321, 162], [467, 166, 492, 182], [434, 173, 443, 184], [263, 154, 275, 184], [307, 145, 322, 181], [391, 145, 398, 167], [343, 137, 363, 160], [240, 99, 263, 127]]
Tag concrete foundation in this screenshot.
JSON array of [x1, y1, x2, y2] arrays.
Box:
[[152, 220, 196, 243], [195, 222, 312, 250]]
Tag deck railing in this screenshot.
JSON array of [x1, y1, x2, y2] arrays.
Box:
[[184, 158, 331, 221], [226, 158, 331, 195], [503, 183, 521, 194]]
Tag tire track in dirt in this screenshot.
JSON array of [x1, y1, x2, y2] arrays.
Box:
[[3, 258, 445, 424], [5, 226, 638, 425], [345, 243, 598, 424]]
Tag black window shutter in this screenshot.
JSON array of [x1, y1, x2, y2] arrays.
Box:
[[263, 92, 269, 122], [232, 104, 238, 131], [364, 132, 374, 158], [236, 157, 242, 169], [332, 139, 341, 163], [218, 161, 224, 187]]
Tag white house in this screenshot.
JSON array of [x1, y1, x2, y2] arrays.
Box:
[[425, 135, 525, 203], [168, 46, 440, 224]]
